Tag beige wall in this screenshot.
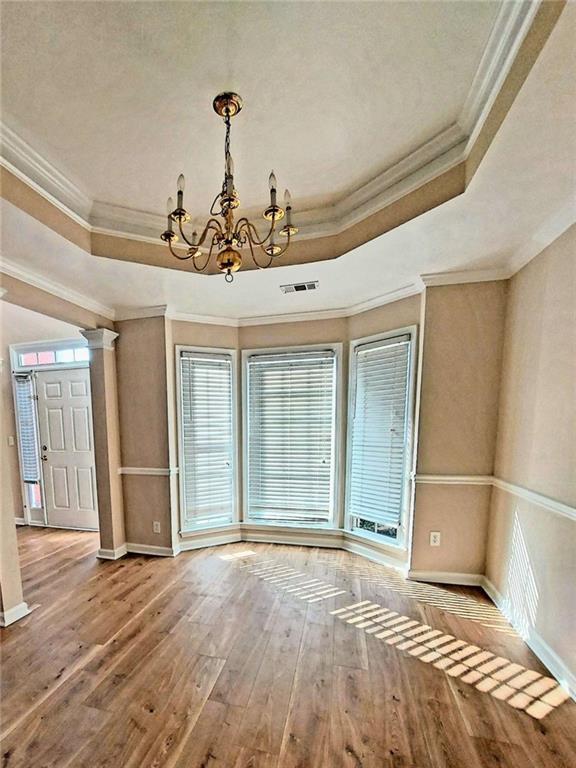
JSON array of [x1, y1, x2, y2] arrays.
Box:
[[115, 317, 173, 547], [411, 281, 508, 574], [486, 225, 576, 677], [416, 282, 508, 475], [494, 225, 576, 504]]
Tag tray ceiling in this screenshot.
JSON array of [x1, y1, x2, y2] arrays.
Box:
[[1, 0, 502, 232]]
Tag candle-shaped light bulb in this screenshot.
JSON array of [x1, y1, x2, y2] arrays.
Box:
[[269, 171, 277, 207], [177, 174, 185, 208]]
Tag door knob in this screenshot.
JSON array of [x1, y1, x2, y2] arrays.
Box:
[[41, 455, 48, 462]]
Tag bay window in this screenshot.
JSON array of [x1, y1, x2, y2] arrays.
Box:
[[178, 348, 236, 530], [346, 330, 415, 545], [244, 348, 338, 525]]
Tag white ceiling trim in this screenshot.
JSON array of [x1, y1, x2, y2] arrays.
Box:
[[0, 1, 541, 244], [117, 283, 424, 327], [0, 257, 116, 320], [462, 0, 541, 150], [505, 198, 576, 276], [2, 200, 572, 327], [0, 127, 92, 219], [420, 268, 511, 288]]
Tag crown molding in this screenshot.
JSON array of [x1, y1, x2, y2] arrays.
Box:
[[0, 258, 116, 319], [420, 268, 511, 288], [0, 2, 542, 247], [505, 199, 576, 277], [0, 125, 92, 220], [167, 281, 423, 328], [115, 305, 169, 321], [461, 0, 541, 149]]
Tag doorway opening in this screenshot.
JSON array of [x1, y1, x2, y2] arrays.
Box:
[[11, 338, 98, 531]]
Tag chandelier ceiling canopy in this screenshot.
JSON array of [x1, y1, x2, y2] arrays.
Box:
[[161, 92, 297, 282]]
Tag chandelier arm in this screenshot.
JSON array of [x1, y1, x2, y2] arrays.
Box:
[[245, 234, 273, 270], [196, 218, 225, 247], [167, 239, 194, 260], [236, 216, 276, 247], [268, 228, 292, 259], [192, 237, 216, 272], [209, 192, 225, 217], [177, 218, 196, 247]]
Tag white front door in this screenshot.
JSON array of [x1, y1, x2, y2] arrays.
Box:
[[36, 368, 99, 530]]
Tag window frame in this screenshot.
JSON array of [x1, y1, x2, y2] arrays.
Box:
[[242, 343, 343, 529], [10, 338, 90, 373], [345, 325, 418, 550], [175, 345, 240, 533]]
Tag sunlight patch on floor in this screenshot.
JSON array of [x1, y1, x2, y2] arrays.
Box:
[[331, 601, 571, 720], [319, 555, 515, 634]]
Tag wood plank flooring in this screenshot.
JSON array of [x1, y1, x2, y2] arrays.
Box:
[[1, 526, 574, 767]]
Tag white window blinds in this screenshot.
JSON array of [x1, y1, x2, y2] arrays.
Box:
[[348, 334, 412, 534], [14, 374, 41, 484], [179, 351, 235, 529], [246, 350, 337, 525]]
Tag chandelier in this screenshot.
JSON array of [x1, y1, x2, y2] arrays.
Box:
[[161, 92, 297, 282]]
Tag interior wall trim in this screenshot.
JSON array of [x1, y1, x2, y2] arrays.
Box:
[[97, 544, 128, 560], [492, 477, 576, 522], [125, 542, 179, 557], [415, 474, 494, 485], [0, 601, 31, 627], [407, 570, 484, 586], [14, 517, 26, 526], [482, 577, 576, 701], [118, 467, 179, 476], [415, 474, 576, 521]]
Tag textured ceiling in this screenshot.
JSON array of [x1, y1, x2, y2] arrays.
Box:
[[1, 1, 498, 217], [2, 0, 574, 321]]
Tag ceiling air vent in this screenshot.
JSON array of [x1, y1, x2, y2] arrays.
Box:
[[280, 281, 319, 294]]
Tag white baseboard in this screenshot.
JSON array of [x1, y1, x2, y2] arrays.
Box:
[[179, 532, 242, 552], [407, 570, 484, 586], [125, 542, 179, 557], [481, 577, 576, 701], [241, 525, 343, 549], [343, 536, 408, 574], [97, 544, 127, 560], [0, 601, 31, 627], [14, 517, 26, 526]]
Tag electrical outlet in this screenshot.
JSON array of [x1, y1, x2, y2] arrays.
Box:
[[153, 521, 161, 534], [7, 436, 15, 447], [429, 531, 441, 547]]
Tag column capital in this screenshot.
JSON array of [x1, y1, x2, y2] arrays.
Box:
[[81, 328, 119, 350]]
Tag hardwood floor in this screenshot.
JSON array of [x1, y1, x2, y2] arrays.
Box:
[[1, 526, 574, 767]]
